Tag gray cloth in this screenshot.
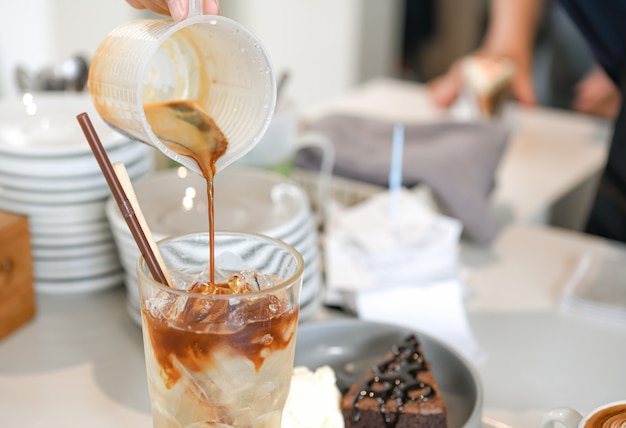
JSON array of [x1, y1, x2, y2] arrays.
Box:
[[295, 114, 511, 244]]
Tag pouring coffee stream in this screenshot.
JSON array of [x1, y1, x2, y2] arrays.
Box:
[[143, 100, 229, 285]]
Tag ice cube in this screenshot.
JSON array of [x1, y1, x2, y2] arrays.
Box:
[[227, 270, 276, 294], [170, 269, 204, 291], [215, 251, 245, 272], [147, 289, 187, 321], [181, 295, 215, 324]]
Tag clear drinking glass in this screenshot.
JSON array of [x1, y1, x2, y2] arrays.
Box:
[[137, 232, 303, 427]]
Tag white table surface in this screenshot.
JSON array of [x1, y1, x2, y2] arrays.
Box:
[[461, 224, 626, 427], [1, 78, 623, 427], [1, 223, 626, 428]]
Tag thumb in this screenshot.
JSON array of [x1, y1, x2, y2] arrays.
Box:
[[427, 62, 464, 108], [511, 73, 536, 106]]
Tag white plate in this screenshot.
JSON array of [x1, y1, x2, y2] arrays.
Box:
[[217, 168, 312, 238], [0, 181, 112, 204], [294, 320, 483, 428], [125, 272, 140, 299], [302, 249, 321, 280], [31, 227, 113, 247], [112, 233, 140, 255], [300, 268, 322, 307], [282, 219, 318, 253], [30, 219, 110, 236], [110, 211, 321, 293], [129, 167, 310, 238], [0, 198, 106, 223], [35, 269, 125, 294], [115, 245, 141, 274], [0, 140, 150, 177], [109, 227, 143, 252], [0, 154, 153, 192], [114, 235, 322, 301], [126, 296, 143, 327], [33, 240, 117, 260], [298, 287, 324, 323], [34, 251, 120, 281], [273, 212, 314, 242], [0, 93, 125, 157]]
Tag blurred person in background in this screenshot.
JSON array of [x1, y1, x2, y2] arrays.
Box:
[[533, 1, 620, 118], [428, 0, 626, 243]]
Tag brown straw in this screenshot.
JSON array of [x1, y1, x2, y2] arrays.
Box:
[[76, 112, 169, 286]]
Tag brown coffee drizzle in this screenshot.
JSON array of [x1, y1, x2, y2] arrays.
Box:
[[143, 100, 228, 285], [144, 301, 299, 389], [349, 335, 435, 428]]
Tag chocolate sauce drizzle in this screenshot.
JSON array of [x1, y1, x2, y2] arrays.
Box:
[[349, 335, 435, 427]]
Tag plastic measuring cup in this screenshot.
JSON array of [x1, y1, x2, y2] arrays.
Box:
[[88, 0, 276, 174]]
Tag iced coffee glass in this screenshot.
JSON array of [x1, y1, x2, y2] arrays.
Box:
[[137, 231, 303, 427]]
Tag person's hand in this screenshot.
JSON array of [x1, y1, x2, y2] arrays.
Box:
[[572, 67, 621, 119], [428, 0, 539, 110], [426, 60, 464, 109], [126, 0, 219, 21], [427, 54, 536, 109]]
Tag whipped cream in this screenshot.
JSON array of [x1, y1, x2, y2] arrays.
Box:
[[282, 366, 345, 428]]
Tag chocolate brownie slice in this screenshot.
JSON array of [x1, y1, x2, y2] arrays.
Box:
[[342, 335, 447, 428]]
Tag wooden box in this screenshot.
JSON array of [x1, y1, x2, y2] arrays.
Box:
[[0, 211, 35, 340]]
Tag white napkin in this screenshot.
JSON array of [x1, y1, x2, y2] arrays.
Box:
[[356, 280, 486, 364], [324, 188, 485, 363], [325, 187, 462, 304], [560, 252, 626, 324]]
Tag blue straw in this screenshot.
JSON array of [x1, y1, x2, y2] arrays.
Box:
[[388, 124, 405, 223]]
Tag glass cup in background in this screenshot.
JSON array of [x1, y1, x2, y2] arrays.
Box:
[[234, 99, 334, 177], [233, 99, 336, 225], [137, 232, 303, 427]]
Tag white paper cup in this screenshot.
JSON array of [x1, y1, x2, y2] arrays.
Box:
[[88, 6, 276, 174]]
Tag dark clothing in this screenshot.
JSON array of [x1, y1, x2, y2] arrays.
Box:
[[584, 78, 626, 242], [558, 0, 626, 85], [558, 0, 626, 242]]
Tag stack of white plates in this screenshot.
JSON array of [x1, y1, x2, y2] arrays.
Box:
[[0, 93, 154, 293], [106, 166, 324, 324]]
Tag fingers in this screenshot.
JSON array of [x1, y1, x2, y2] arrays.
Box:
[[203, 0, 219, 14], [572, 68, 621, 118], [126, 0, 170, 15], [427, 62, 463, 108], [126, 0, 219, 20], [125, 0, 146, 9], [510, 72, 536, 106], [166, 0, 186, 20]]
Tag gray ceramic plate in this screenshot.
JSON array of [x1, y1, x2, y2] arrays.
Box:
[[294, 319, 483, 428]]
